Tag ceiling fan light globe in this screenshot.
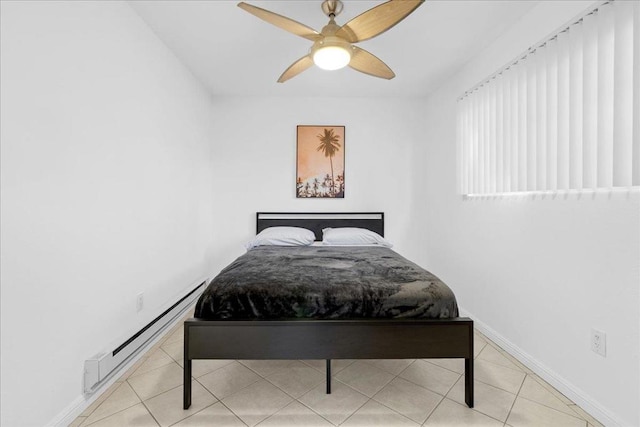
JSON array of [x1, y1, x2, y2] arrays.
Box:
[[313, 46, 351, 70]]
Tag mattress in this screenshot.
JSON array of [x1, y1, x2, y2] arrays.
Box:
[[195, 245, 459, 320]]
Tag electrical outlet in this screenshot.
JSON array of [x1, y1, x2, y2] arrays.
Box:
[[591, 329, 606, 357], [136, 293, 144, 313]]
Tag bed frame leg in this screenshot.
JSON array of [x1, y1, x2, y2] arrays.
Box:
[[464, 357, 474, 407], [184, 323, 192, 410], [465, 326, 474, 408], [184, 359, 192, 409], [326, 359, 331, 394]]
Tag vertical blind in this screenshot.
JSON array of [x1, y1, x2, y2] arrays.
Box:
[[457, 0, 640, 195]]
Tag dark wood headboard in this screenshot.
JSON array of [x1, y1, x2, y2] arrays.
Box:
[[256, 212, 384, 241]]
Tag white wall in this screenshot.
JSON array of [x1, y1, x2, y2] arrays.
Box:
[[415, 2, 640, 426], [0, 2, 216, 426], [208, 96, 425, 274]]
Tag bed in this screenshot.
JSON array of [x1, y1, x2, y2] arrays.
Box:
[[183, 212, 474, 409]]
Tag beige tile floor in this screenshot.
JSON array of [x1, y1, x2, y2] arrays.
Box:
[[71, 309, 604, 427]]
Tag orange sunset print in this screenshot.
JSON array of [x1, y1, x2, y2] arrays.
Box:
[[296, 125, 345, 198]]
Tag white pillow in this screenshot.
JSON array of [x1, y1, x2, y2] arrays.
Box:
[[246, 226, 315, 249], [322, 227, 392, 247]]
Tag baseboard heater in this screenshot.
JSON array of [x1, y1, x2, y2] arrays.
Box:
[[83, 280, 207, 394]]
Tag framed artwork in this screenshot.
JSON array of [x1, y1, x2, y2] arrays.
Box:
[[296, 125, 345, 198]]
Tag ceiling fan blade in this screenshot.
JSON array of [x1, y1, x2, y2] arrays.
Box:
[[336, 0, 424, 43], [348, 46, 395, 80], [278, 55, 314, 83], [238, 2, 321, 41]]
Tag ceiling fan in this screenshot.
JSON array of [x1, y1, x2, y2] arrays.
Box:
[[237, 0, 425, 83]]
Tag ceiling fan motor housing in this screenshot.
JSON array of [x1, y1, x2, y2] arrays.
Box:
[[321, 0, 344, 17]]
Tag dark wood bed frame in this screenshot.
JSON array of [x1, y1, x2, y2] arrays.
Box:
[[184, 212, 474, 409]]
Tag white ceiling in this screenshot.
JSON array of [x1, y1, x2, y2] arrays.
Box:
[[129, 0, 539, 98]]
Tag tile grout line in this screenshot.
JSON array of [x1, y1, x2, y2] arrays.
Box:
[[438, 396, 510, 426], [494, 348, 535, 374], [445, 352, 529, 396], [165, 402, 216, 427], [294, 393, 345, 426], [475, 355, 529, 374], [126, 360, 183, 385], [236, 359, 297, 379], [79, 383, 142, 427], [262, 371, 324, 401], [513, 374, 587, 422], [515, 375, 582, 417], [444, 378, 512, 425], [357, 358, 416, 376], [143, 379, 218, 427], [81, 386, 153, 427], [127, 376, 161, 427], [473, 376, 519, 396], [158, 345, 180, 362], [192, 374, 230, 403], [503, 371, 528, 425], [259, 358, 398, 416], [568, 404, 602, 427], [77, 380, 124, 420], [370, 382, 446, 426], [139, 401, 162, 427], [421, 359, 464, 376], [300, 376, 373, 427], [192, 376, 250, 427], [299, 359, 326, 373], [253, 409, 281, 427], [395, 358, 419, 377], [126, 348, 176, 379], [346, 396, 422, 427], [422, 394, 447, 426], [337, 364, 444, 426], [336, 396, 375, 426], [518, 395, 589, 422], [333, 368, 396, 400], [159, 344, 186, 365], [420, 393, 448, 426], [218, 396, 265, 427], [230, 381, 294, 427], [394, 364, 463, 397], [529, 373, 576, 405], [252, 397, 333, 427], [126, 363, 185, 401], [194, 362, 261, 402]]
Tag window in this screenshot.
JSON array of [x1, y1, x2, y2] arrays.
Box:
[[457, 0, 639, 195]]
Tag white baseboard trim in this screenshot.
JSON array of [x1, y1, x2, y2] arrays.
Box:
[[461, 308, 626, 427], [48, 302, 196, 427]]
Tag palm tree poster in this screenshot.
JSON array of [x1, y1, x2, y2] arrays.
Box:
[[296, 125, 345, 198]]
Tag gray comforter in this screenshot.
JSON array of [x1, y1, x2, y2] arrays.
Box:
[[195, 246, 458, 320]]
